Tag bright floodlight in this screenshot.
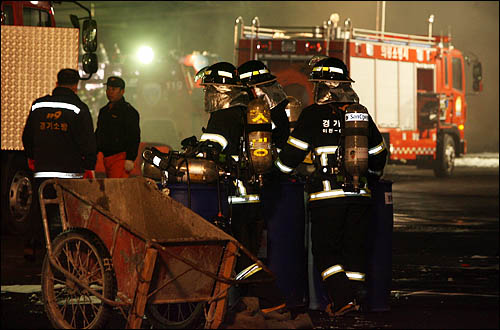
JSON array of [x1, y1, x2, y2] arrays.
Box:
[[330, 13, 340, 25], [137, 46, 154, 64]]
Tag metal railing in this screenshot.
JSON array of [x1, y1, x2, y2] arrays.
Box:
[[234, 16, 438, 47]]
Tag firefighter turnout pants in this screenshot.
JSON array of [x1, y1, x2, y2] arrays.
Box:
[[231, 202, 285, 310], [310, 199, 372, 308]]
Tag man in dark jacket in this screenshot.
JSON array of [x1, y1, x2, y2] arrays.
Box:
[[95, 76, 140, 178], [276, 57, 388, 317], [22, 68, 97, 259]]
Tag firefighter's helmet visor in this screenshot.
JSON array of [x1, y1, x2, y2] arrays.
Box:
[[204, 85, 249, 113], [313, 82, 359, 105]]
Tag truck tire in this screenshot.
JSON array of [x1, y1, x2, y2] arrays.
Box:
[[1, 153, 34, 235], [41, 228, 117, 329], [433, 134, 455, 177]]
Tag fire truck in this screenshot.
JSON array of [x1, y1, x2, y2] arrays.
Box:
[[233, 14, 483, 177], [1, 1, 97, 234]]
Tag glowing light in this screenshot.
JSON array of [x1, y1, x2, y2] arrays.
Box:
[[137, 46, 154, 64], [458, 124, 464, 130]]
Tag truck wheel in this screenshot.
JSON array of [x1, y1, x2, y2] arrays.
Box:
[[1, 154, 34, 235], [146, 301, 205, 329], [41, 228, 117, 329], [433, 134, 455, 177]]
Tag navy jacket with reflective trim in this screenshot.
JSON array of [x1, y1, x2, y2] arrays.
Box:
[[277, 102, 387, 201], [22, 87, 97, 174], [202, 105, 261, 198]]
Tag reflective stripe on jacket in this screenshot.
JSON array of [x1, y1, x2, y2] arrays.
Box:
[[276, 102, 387, 203]]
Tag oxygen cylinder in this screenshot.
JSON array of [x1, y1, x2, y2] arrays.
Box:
[[175, 158, 220, 184], [246, 98, 273, 175], [285, 96, 302, 132], [344, 103, 369, 191]]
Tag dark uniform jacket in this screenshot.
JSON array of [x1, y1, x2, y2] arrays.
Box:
[[269, 99, 290, 150], [199, 105, 262, 203], [276, 102, 387, 206], [22, 87, 97, 178], [199, 100, 291, 202], [95, 97, 140, 160]]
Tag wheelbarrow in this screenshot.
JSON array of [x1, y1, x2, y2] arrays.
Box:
[[38, 177, 273, 329]]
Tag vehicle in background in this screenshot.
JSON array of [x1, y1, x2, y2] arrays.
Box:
[[234, 13, 483, 177], [1, 1, 97, 234]]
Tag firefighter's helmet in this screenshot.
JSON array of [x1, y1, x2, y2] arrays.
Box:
[[195, 62, 240, 86], [237, 60, 277, 86], [309, 57, 354, 83]]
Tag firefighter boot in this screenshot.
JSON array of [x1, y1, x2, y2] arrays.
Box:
[[261, 303, 291, 321], [325, 301, 360, 317]]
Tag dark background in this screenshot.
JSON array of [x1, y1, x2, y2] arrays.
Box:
[[54, 1, 499, 153]]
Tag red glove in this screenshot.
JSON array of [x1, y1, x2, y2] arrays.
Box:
[[28, 158, 35, 171], [83, 170, 95, 179]]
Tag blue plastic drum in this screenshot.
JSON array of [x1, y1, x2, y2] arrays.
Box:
[[167, 183, 228, 223], [262, 178, 308, 308]]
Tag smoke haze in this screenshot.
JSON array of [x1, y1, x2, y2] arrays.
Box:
[[55, 1, 499, 152]]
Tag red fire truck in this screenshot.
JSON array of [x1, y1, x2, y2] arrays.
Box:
[[234, 14, 483, 177]]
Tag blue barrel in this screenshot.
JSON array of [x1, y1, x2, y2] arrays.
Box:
[[262, 178, 308, 308], [307, 179, 394, 311], [365, 179, 393, 311], [167, 183, 228, 223]]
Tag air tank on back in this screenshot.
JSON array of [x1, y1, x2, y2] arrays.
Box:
[[246, 98, 273, 176], [344, 103, 369, 191], [285, 96, 302, 132]]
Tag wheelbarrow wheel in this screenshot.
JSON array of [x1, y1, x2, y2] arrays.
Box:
[[146, 301, 205, 329], [41, 228, 117, 329]]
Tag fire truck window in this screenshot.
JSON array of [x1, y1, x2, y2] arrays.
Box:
[[417, 68, 434, 92], [452, 57, 463, 91], [1, 5, 14, 25], [444, 57, 448, 86], [23, 8, 51, 27]]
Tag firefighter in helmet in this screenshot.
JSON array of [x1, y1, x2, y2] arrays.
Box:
[[275, 56, 388, 316], [193, 62, 289, 318]]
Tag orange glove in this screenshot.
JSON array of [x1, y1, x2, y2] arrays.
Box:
[[83, 170, 95, 179], [28, 158, 35, 171]]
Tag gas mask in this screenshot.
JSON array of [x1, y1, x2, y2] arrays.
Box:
[[204, 84, 250, 113], [252, 81, 287, 110], [313, 81, 359, 105]]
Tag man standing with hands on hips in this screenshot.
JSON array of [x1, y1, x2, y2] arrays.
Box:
[[95, 76, 141, 178]]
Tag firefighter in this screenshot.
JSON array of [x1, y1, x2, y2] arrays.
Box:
[[95, 76, 140, 178], [193, 62, 289, 318], [237, 60, 290, 150], [22, 68, 97, 260], [275, 57, 388, 317]]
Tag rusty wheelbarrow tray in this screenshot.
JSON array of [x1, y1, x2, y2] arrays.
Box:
[[39, 177, 273, 329]]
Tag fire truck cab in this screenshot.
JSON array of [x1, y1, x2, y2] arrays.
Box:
[[1, 1, 55, 27], [234, 14, 483, 177]]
